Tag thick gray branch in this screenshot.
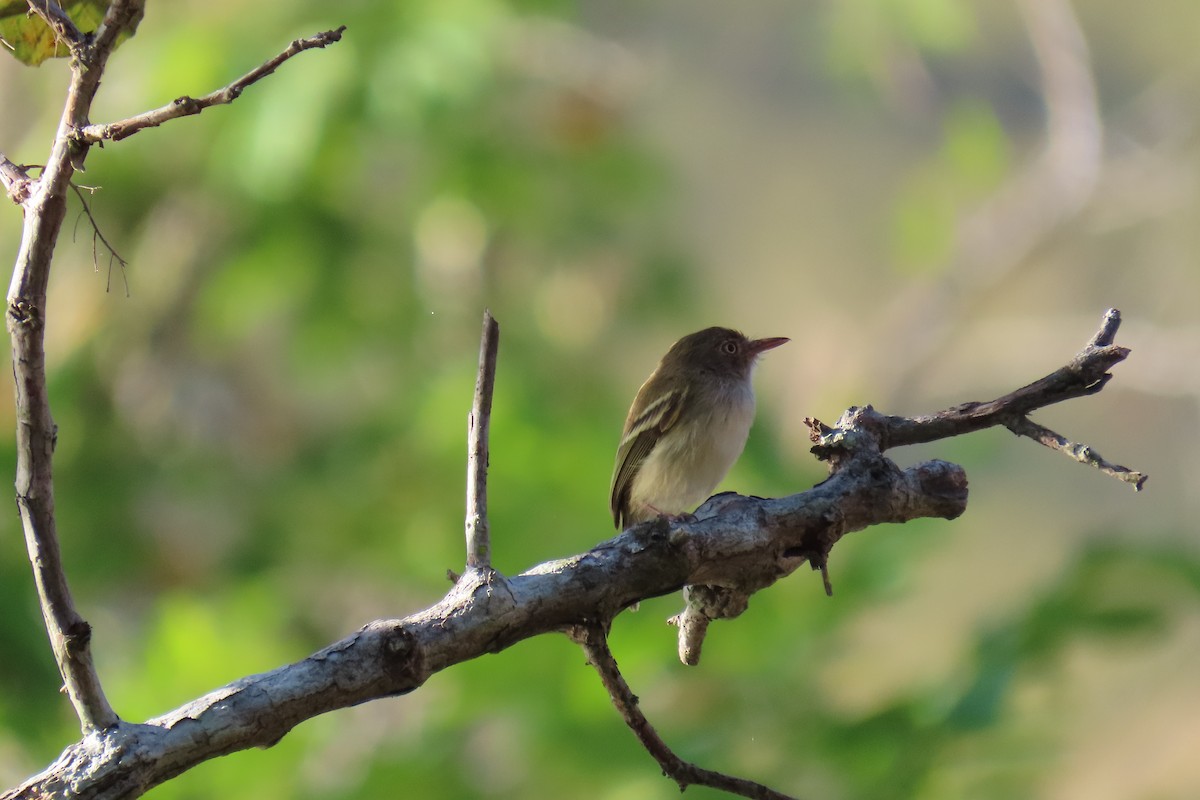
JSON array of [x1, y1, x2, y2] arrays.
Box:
[[3, 309, 1142, 798], [3, 450, 964, 800]]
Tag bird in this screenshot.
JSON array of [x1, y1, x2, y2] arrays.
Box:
[[610, 327, 788, 529]]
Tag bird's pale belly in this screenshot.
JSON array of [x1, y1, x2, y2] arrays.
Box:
[[628, 392, 755, 517]]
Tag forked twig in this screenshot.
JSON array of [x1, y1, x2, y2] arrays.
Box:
[[872, 308, 1146, 490], [69, 183, 129, 296]]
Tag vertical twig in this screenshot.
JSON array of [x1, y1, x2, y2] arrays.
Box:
[[5, 0, 147, 734], [465, 310, 500, 571]]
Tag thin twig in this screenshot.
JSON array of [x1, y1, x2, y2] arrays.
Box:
[[872, 309, 1146, 489], [69, 183, 130, 296], [576, 624, 799, 800], [465, 310, 500, 571], [73, 26, 348, 144], [1005, 416, 1147, 489]]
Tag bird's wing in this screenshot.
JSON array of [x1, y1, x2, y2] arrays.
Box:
[[610, 385, 687, 528]]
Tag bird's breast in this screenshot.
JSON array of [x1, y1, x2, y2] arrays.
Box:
[[629, 381, 756, 515]]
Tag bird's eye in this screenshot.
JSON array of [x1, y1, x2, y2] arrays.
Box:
[[720, 340, 738, 355]]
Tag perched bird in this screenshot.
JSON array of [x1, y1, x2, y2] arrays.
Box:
[[610, 327, 788, 529]]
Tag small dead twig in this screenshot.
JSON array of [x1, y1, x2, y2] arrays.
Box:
[[1005, 416, 1145, 488], [69, 183, 129, 296], [576, 623, 799, 800]]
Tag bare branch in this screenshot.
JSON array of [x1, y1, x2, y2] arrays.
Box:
[[3, 309, 1142, 797], [672, 459, 966, 664], [1005, 416, 1147, 489], [465, 310, 499, 570], [5, 15, 345, 738], [5, 0, 133, 730], [1085, 306, 1122, 348], [2, 446, 968, 797], [74, 26, 348, 145], [867, 308, 1145, 489], [575, 624, 799, 800], [675, 309, 1141, 665]]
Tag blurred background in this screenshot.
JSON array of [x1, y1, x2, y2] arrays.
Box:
[[1, 0, 1197, 798]]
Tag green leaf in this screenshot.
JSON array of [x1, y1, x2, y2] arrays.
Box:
[[0, 1, 137, 66]]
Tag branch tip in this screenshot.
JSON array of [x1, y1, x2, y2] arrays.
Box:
[[1006, 416, 1147, 490], [1087, 308, 1122, 349], [465, 311, 500, 570]]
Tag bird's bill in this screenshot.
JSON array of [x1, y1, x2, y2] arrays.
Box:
[[747, 336, 789, 355]]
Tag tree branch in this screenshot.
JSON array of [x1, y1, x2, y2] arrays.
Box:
[[2, 309, 1141, 798], [465, 310, 499, 571], [4, 441, 960, 800], [868, 308, 1145, 489], [575, 623, 799, 800], [88, 0, 144, 57], [5, 0, 147, 737], [4, 12, 345, 738], [73, 26, 347, 144], [1004, 415, 1144, 487]]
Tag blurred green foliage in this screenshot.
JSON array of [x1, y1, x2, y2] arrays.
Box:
[[1, 1, 1195, 799]]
